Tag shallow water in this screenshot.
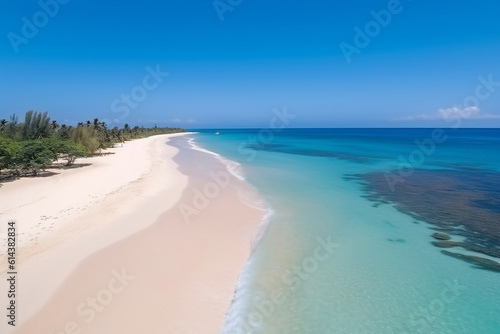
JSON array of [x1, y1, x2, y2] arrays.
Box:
[[190, 129, 500, 333]]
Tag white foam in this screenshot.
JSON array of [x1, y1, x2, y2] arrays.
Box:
[[187, 137, 219, 157], [187, 137, 246, 181], [186, 135, 276, 334], [251, 208, 274, 253], [221, 210, 275, 334]]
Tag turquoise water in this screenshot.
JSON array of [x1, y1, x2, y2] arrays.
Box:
[[190, 129, 500, 334]]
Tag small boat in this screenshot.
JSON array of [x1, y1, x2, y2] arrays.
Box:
[[214, 132, 221, 135]]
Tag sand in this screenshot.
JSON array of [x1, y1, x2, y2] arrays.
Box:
[[0, 134, 266, 334]]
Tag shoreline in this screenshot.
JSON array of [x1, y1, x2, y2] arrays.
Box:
[[0, 133, 266, 333]]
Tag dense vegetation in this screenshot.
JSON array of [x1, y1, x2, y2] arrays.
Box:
[[0, 110, 184, 177]]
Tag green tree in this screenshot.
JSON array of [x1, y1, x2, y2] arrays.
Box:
[[0, 137, 22, 173], [0, 119, 7, 133], [60, 141, 89, 165], [93, 118, 100, 131], [3, 114, 19, 139], [51, 120, 59, 131], [96, 121, 111, 150], [59, 124, 70, 140], [21, 110, 51, 140], [70, 125, 99, 153], [17, 141, 57, 175], [110, 126, 123, 143], [44, 137, 89, 165]]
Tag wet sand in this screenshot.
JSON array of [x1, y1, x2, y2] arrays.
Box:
[[1, 134, 265, 333]]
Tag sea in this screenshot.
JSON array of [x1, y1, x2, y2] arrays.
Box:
[[184, 128, 500, 334]]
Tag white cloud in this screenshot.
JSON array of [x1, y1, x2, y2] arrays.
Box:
[[396, 106, 500, 121], [438, 106, 480, 119]]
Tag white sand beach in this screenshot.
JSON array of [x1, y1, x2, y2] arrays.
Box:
[[0, 133, 265, 334]]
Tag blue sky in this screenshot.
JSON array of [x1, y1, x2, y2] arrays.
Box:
[[1, 0, 499, 128]]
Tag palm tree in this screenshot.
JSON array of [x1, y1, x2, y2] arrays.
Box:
[[132, 126, 140, 136], [93, 118, 100, 132], [51, 120, 59, 131], [3, 114, 18, 139], [22, 110, 51, 140], [59, 124, 70, 140], [0, 119, 7, 133], [111, 126, 122, 142]]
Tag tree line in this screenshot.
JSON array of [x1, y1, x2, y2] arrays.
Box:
[[0, 110, 185, 177]]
